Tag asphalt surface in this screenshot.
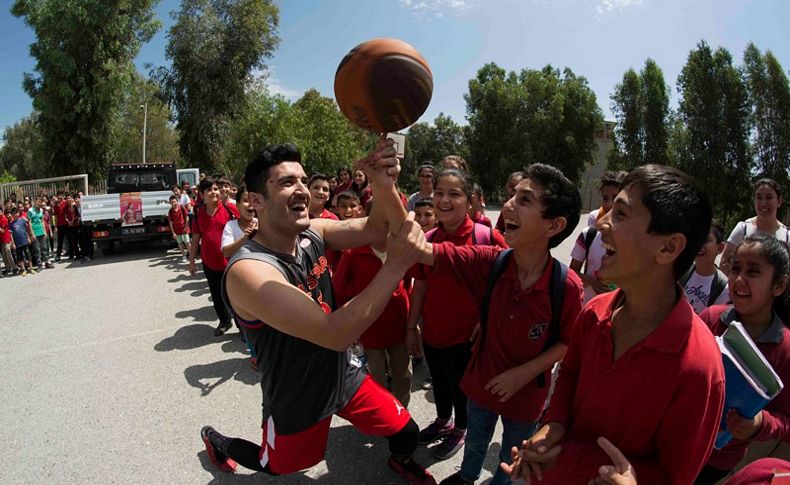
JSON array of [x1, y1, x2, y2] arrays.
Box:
[[0, 210, 586, 484]]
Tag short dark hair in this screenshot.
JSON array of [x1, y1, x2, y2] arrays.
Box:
[[622, 164, 712, 279], [599, 170, 627, 190], [441, 155, 468, 172], [337, 165, 351, 177], [710, 219, 725, 244], [169, 195, 178, 202], [522, 163, 581, 249], [198, 176, 217, 195], [414, 197, 434, 210], [416, 163, 435, 177], [236, 184, 248, 202], [335, 191, 361, 205], [754, 178, 782, 200], [308, 173, 329, 187], [736, 234, 790, 284], [245, 143, 302, 196]]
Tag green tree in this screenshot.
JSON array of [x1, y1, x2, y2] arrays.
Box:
[[12, 0, 161, 179], [154, 0, 279, 172], [113, 72, 181, 165], [0, 114, 44, 180], [402, 113, 468, 191], [743, 43, 790, 189], [609, 59, 669, 169], [465, 63, 602, 197], [676, 41, 752, 225]]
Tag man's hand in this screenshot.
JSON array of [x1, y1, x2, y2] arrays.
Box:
[[356, 136, 400, 187], [501, 422, 565, 484], [587, 437, 638, 485], [727, 409, 763, 440], [485, 365, 534, 402], [384, 212, 424, 271]]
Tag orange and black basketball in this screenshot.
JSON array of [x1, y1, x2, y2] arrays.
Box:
[[334, 38, 433, 133]]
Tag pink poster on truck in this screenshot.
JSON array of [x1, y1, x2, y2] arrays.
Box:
[[120, 192, 143, 226]]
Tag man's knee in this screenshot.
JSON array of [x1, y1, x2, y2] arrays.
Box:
[[387, 418, 419, 457]]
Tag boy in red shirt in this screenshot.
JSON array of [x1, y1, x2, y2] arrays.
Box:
[[409, 164, 585, 484], [504, 165, 725, 485], [168, 195, 191, 260]]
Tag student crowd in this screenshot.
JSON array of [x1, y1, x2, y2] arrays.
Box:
[[180, 139, 790, 485]]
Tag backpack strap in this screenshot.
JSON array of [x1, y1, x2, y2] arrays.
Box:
[[680, 262, 696, 287], [478, 249, 513, 349], [708, 269, 728, 307], [223, 202, 237, 221], [582, 227, 597, 274], [538, 258, 568, 388]]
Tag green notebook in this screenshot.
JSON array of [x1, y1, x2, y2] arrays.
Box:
[[723, 321, 782, 396]]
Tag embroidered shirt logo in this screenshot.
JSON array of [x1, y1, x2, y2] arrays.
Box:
[[529, 322, 548, 341]]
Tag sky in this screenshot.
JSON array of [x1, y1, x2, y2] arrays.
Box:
[[1, 0, 790, 135]]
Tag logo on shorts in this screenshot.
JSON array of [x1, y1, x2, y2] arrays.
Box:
[[393, 400, 404, 416], [529, 322, 548, 341]]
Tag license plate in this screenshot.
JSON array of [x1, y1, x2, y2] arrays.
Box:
[[122, 226, 146, 236]]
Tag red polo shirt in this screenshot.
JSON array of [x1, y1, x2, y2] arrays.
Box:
[[54, 200, 68, 227], [541, 289, 725, 485], [0, 214, 11, 244], [193, 203, 239, 271], [700, 304, 790, 470], [333, 246, 409, 349], [168, 206, 189, 235], [431, 243, 583, 422], [414, 216, 507, 348]]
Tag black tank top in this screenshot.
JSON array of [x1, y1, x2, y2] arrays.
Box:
[[221, 230, 366, 435]]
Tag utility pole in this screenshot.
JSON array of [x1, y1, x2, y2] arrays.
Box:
[[140, 103, 148, 164]]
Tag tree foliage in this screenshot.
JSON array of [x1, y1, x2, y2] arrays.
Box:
[[12, 0, 160, 179], [0, 114, 44, 180], [113, 72, 181, 166], [154, 0, 279, 172], [220, 85, 375, 179], [676, 41, 752, 224], [609, 59, 669, 169], [743, 43, 790, 190], [465, 63, 602, 197], [402, 113, 469, 191]]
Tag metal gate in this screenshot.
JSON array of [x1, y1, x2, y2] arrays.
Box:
[[0, 174, 90, 201]]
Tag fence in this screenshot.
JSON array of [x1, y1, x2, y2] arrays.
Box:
[[0, 174, 90, 202]]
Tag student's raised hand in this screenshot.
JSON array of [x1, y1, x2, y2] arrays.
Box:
[[501, 422, 565, 484], [727, 409, 763, 440], [587, 437, 638, 485], [384, 212, 423, 272], [356, 135, 399, 186]]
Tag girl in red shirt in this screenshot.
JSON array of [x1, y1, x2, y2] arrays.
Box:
[[188, 176, 240, 337], [696, 234, 790, 484], [406, 168, 507, 461]]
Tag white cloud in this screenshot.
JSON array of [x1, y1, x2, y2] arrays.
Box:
[[595, 0, 643, 15], [399, 0, 474, 18], [251, 66, 300, 100]]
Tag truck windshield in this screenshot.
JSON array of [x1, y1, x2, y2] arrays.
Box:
[[109, 168, 177, 193]]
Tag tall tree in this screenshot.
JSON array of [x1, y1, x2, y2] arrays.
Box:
[[0, 114, 44, 180], [12, 0, 160, 179], [465, 63, 602, 197], [402, 113, 468, 190], [113, 72, 181, 166], [641, 59, 670, 165], [154, 0, 279, 172], [676, 41, 752, 224], [743, 43, 790, 189], [609, 59, 670, 169]]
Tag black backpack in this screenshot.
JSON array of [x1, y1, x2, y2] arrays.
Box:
[[582, 227, 597, 274], [478, 249, 568, 388], [680, 262, 728, 307]]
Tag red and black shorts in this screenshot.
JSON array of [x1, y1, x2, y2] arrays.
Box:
[[258, 375, 411, 474]]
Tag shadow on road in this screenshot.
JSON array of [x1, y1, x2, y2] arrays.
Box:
[[176, 306, 217, 323], [175, 280, 211, 297], [155, 323, 239, 352], [58, 241, 171, 268], [184, 356, 259, 396]]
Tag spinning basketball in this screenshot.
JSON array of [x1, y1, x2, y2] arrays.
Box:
[[334, 38, 433, 133]]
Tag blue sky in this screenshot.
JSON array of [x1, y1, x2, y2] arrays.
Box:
[[2, 0, 790, 135]]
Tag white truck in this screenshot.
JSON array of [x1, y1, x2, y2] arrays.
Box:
[[80, 163, 199, 253]]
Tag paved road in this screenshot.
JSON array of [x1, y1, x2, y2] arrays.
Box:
[[0, 210, 586, 484]]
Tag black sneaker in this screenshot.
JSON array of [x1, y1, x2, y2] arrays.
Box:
[[214, 321, 233, 337], [388, 456, 436, 484], [419, 418, 454, 445], [433, 428, 466, 460], [439, 471, 474, 484], [200, 426, 237, 473]]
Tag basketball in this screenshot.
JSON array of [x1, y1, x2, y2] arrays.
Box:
[[334, 38, 433, 133]]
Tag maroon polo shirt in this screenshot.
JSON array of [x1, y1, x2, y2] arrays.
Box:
[[431, 242, 583, 422], [413, 216, 507, 348], [701, 304, 790, 470], [542, 289, 725, 485]]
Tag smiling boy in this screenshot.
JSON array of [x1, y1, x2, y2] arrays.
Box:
[[505, 165, 725, 484]]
